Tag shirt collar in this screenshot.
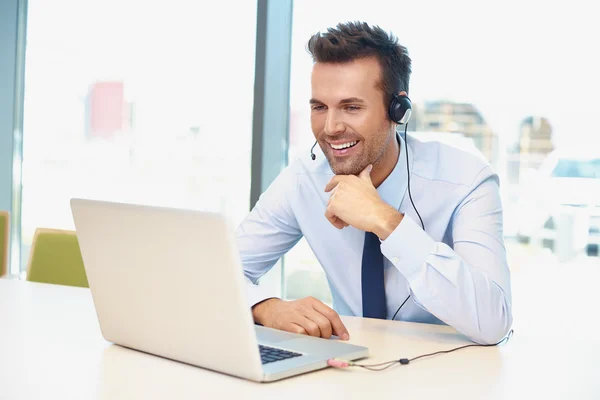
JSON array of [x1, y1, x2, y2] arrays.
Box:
[[376, 132, 411, 211]]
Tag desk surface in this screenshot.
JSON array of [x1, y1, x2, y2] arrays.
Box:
[[0, 277, 598, 399]]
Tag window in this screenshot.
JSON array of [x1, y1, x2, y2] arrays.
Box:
[[20, 0, 257, 272], [285, 0, 600, 303], [552, 159, 600, 179]]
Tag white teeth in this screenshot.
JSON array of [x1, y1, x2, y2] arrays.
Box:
[[330, 141, 357, 150]]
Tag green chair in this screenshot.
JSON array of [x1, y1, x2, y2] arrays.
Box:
[[26, 228, 89, 288], [0, 211, 8, 277]]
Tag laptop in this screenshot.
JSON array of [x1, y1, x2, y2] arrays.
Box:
[[70, 198, 368, 382]]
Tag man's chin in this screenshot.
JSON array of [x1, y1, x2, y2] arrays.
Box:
[[328, 159, 365, 176]]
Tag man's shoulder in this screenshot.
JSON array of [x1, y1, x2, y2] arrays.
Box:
[[408, 133, 496, 189], [264, 148, 332, 200]]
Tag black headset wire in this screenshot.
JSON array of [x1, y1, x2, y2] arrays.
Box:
[[347, 329, 514, 371], [391, 293, 410, 321], [381, 123, 514, 370], [403, 123, 424, 231], [391, 122, 424, 321]]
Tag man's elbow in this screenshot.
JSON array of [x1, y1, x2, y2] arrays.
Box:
[[473, 308, 513, 345]]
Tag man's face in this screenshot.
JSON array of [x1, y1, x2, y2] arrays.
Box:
[[310, 56, 394, 175]]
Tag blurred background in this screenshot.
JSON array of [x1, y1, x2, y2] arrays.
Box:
[[6, 0, 599, 302]]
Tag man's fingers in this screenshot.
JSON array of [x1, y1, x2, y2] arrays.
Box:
[[332, 217, 346, 229], [295, 317, 321, 337], [324, 177, 342, 192], [325, 186, 348, 229], [312, 301, 350, 340], [327, 187, 336, 205], [337, 218, 349, 229], [305, 309, 333, 338], [324, 207, 336, 224], [286, 323, 308, 336], [358, 164, 373, 182], [325, 207, 345, 229], [325, 213, 346, 229]]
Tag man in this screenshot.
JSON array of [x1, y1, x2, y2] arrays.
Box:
[[236, 21, 512, 345]]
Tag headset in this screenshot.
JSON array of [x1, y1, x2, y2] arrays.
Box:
[[310, 93, 412, 160], [309, 92, 423, 233], [388, 92, 413, 126]]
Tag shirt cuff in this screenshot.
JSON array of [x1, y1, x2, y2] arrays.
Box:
[[380, 215, 436, 281], [246, 280, 279, 309]]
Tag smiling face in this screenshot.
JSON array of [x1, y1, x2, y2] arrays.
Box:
[[310, 56, 396, 176]]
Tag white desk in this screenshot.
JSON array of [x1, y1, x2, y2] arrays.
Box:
[[0, 277, 599, 399]]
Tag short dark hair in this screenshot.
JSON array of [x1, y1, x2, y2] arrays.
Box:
[[307, 21, 412, 108]]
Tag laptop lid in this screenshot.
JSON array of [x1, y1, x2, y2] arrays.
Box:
[[70, 198, 264, 381]]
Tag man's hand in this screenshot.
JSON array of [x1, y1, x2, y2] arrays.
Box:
[[252, 297, 350, 340], [324, 164, 403, 240]]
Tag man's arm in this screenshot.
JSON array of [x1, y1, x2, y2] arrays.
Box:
[[380, 175, 513, 345], [236, 164, 350, 339], [235, 165, 303, 307]]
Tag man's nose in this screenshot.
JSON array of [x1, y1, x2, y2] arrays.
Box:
[[324, 110, 345, 135]]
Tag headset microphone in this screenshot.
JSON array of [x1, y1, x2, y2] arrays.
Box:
[[310, 140, 318, 160]]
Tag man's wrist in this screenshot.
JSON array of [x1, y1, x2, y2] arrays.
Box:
[[372, 204, 404, 240], [252, 297, 281, 325]]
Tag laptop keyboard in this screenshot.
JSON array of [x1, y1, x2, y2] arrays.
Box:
[[259, 344, 302, 364]]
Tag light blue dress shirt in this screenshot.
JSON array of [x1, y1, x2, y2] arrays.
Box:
[[236, 133, 513, 344]]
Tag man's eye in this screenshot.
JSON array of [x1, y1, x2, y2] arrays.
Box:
[[311, 105, 326, 111], [345, 106, 360, 111]]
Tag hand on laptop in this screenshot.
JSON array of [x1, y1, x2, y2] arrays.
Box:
[[252, 297, 350, 340]]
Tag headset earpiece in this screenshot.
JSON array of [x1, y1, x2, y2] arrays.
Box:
[[388, 93, 412, 125]]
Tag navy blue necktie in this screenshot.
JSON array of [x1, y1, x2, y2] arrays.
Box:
[[361, 231, 387, 319]]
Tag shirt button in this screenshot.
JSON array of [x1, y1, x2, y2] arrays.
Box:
[[392, 257, 400, 263]]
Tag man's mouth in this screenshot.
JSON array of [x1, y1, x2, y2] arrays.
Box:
[[329, 140, 359, 150]]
